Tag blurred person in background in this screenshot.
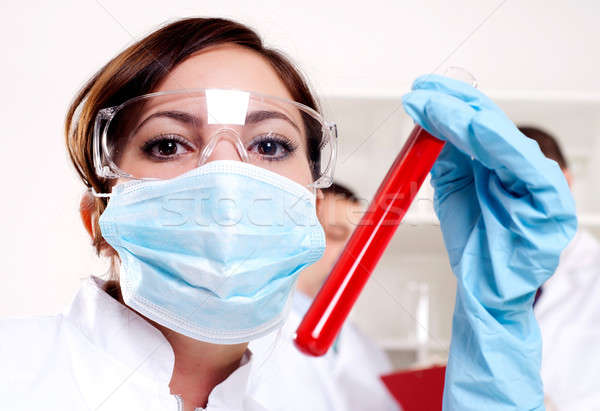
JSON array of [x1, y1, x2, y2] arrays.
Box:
[[520, 126, 600, 411], [294, 182, 399, 410], [249, 182, 400, 410]]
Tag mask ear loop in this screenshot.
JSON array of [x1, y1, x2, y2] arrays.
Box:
[[90, 187, 112, 198]]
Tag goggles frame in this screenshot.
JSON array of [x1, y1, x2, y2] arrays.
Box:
[[92, 88, 338, 194]]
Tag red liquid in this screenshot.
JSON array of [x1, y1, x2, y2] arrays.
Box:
[[294, 126, 445, 356]]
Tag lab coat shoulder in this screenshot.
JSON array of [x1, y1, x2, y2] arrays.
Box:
[[1, 314, 65, 368], [0, 280, 184, 411], [0, 314, 88, 410], [336, 322, 393, 375], [536, 229, 600, 411], [334, 323, 400, 411], [249, 309, 346, 411], [0, 278, 295, 411]]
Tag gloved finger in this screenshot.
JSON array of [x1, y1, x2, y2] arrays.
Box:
[[414, 89, 545, 176], [474, 162, 576, 286], [430, 144, 477, 268], [427, 93, 571, 209], [430, 143, 473, 204], [470, 109, 573, 201], [411, 73, 500, 112], [402, 89, 478, 158], [405, 89, 573, 206]]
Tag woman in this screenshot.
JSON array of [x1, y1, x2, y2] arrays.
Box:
[[0, 17, 577, 411]]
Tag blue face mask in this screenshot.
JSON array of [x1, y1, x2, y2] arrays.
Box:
[[98, 160, 325, 344]]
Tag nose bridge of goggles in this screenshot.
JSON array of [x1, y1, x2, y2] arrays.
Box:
[[199, 127, 250, 166]]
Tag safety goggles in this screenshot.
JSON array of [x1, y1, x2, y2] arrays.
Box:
[[93, 89, 337, 194]]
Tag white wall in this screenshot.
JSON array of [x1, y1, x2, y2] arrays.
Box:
[[1, 0, 598, 338]]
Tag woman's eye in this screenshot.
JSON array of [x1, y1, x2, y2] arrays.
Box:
[[248, 135, 296, 160], [142, 136, 194, 160], [257, 141, 279, 156]]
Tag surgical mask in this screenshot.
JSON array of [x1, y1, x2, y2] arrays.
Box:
[[98, 160, 326, 344]]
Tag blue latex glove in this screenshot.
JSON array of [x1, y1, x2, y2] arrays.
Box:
[[402, 75, 577, 410]]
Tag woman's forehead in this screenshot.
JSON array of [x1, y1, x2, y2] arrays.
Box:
[[155, 44, 295, 101]]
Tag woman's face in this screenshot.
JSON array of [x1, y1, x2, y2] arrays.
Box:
[[115, 43, 314, 187]]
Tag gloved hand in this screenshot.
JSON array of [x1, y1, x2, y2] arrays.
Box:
[[402, 74, 577, 411]]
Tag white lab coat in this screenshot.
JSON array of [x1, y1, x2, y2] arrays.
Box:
[[534, 229, 600, 411], [250, 291, 400, 411], [0, 276, 266, 410], [0, 276, 373, 411]]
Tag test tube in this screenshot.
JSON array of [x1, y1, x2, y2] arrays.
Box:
[[294, 126, 444, 356], [294, 68, 476, 356]]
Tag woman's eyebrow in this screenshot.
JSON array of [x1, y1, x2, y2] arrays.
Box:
[[134, 110, 201, 133], [133, 109, 300, 132], [245, 110, 300, 132]]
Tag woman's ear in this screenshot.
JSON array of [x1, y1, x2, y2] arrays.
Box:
[[80, 190, 96, 240], [315, 189, 325, 221]]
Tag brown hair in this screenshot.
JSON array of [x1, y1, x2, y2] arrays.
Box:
[[518, 126, 568, 169], [66, 17, 323, 281], [323, 182, 360, 204]]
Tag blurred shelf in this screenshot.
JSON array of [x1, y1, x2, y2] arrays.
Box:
[[389, 222, 446, 256], [325, 90, 600, 103], [579, 214, 600, 227], [489, 90, 600, 103], [378, 338, 449, 351], [379, 212, 600, 259], [400, 213, 600, 228], [402, 214, 439, 226]]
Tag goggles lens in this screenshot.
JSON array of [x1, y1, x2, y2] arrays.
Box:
[[94, 89, 336, 188]]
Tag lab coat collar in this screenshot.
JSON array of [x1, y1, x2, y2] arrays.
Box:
[[63, 276, 176, 385], [63, 276, 255, 410], [207, 349, 253, 409]]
